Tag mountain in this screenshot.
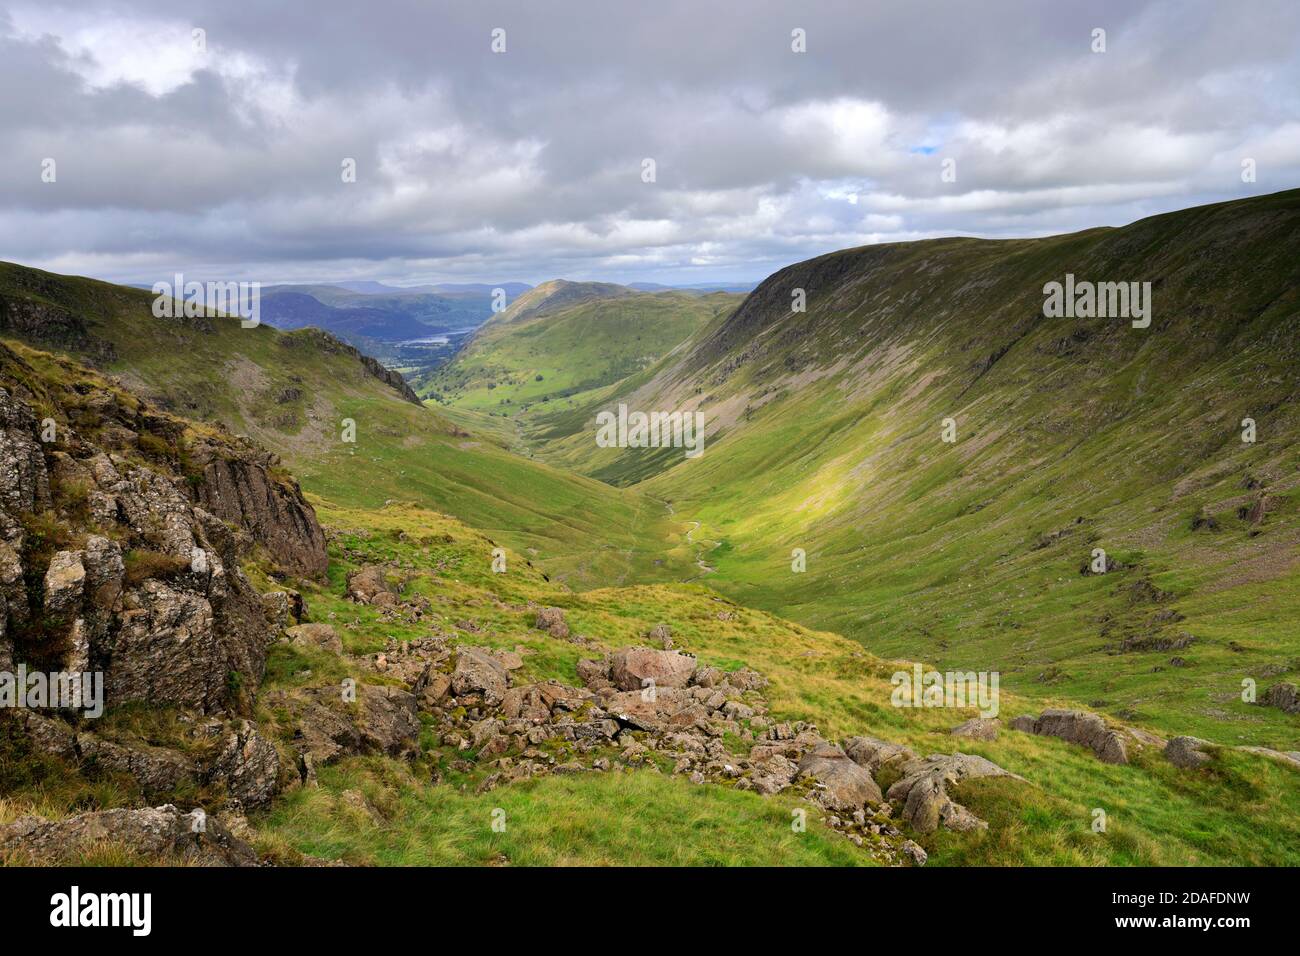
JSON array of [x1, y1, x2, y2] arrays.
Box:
[[0, 261, 692, 589], [2, 194, 1299, 869], [495, 189, 1300, 746], [337, 280, 534, 296], [261, 284, 493, 334], [421, 280, 742, 434], [254, 282, 530, 379], [2, 338, 1294, 867], [628, 281, 757, 293]]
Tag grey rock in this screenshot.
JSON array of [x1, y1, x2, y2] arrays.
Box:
[[0, 805, 258, 866], [798, 741, 884, 810], [1164, 735, 1214, 770], [951, 717, 1000, 741], [886, 753, 1023, 834], [610, 646, 697, 692]]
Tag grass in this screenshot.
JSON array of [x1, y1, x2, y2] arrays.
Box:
[[244, 502, 1300, 866], [259, 758, 868, 867]]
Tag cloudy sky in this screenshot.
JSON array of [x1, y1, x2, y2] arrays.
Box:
[[2, 0, 1298, 287]]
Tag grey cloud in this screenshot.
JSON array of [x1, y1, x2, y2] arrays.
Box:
[[1, 0, 1298, 285]]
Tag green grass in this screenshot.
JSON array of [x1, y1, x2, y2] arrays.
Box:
[[259, 759, 868, 867], [245, 502, 1300, 866]]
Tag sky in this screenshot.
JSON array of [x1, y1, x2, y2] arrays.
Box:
[[1, 0, 1298, 288]]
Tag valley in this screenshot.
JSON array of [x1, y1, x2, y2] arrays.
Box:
[[1, 190, 1298, 868]]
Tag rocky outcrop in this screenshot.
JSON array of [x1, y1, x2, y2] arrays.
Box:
[[76, 735, 196, 799], [187, 436, 328, 579], [269, 683, 420, 768], [0, 345, 328, 715], [0, 805, 258, 866], [886, 753, 1023, 833], [1260, 682, 1299, 715], [16, 710, 283, 809], [1237, 747, 1300, 770], [209, 720, 283, 809], [278, 328, 421, 405], [287, 623, 343, 654], [1011, 709, 1129, 764], [844, 736, 916, 776], [261, 589, 304, 633], [0, 288, 118, 364], [1164, 736, 1214, 770]]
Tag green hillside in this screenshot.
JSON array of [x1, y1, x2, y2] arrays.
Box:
[[483, 190, 1300, 748], [0, 263, 692, 589], [250, 501, 1300, 867], [421, 280, 739, 430]]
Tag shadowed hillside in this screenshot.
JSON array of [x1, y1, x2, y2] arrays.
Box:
[[505, 190, 1300, 746]]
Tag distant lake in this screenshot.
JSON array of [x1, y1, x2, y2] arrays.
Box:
[[398, 329, 475, 347]]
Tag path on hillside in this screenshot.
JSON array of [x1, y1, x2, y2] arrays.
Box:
[[665, 501, 717, 579]]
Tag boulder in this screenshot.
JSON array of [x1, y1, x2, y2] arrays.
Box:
[[902, 840, 928, 866], [886, 753, 1022, 834], [492, 648, 524, 671], [534, 606, 569, 639], [951, 717, 1000, 741], [747, 750, 799, 795], [724, 667, 768, 692], [1021, 709, 1129, 764], [575, 657, 610, 687], [287, 623, 343, 654], [346, 566, 394, 605], [451, 646, 510, 704], [691, 665, 724, 688], [354, 685, 421, 758], [0, 805, 258, 866], [1164, 736, 1214, 770], [413, 665, 452, 708], [842, 736, 916, 776], [273, 683, 419, 764], [604, 687, 695, 731], [262, 591, 293, 632], [610, 646, 697, 691], [797, 741, 884, 810]]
